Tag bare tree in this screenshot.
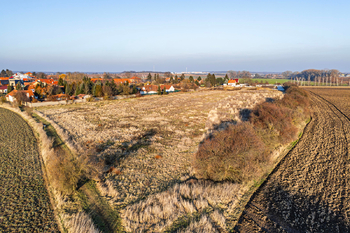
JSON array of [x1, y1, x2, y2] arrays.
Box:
[[227, 70, 237, 79], [14, 91, 30, 106], [124, 72, 132, 78]]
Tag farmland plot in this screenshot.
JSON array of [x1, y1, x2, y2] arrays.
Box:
[[305, 87, 350, 118], [36, 89, 283, 231], [235, 90, 350, 232], [0, 108, 58, 232]]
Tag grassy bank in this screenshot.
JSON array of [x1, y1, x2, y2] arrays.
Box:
[[30, 112, 123, 232]]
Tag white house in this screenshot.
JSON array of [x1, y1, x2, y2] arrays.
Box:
[[160, 84, 175, 92], [6, 90, 34, 102], [0, 86, 7, 94], [228, 79, 239, 86]]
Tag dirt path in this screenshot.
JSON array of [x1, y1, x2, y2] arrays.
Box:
[[234, 93, 350, 232], [0, 108, 59, 232]]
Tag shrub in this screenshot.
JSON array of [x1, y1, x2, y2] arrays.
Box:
[[193, 123, 268, 183], [86, 96, 94, 102], [0, 96, 6, 104], [250, 102, 297, 144]]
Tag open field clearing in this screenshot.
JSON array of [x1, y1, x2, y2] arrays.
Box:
[[235, 89, 350, 232], [35, 89, 283, 231], [0, 108, 58, 232], [239, 78, 290, 84]]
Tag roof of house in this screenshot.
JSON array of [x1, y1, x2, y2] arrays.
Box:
[[0, 86, 7, 90], [160, 84, 174, 90], [228, 79, 239, 83], [6, 90, 34, 97], [52, 94, 68, 98], [142, 85, 158, 92], [91, 78, 103, 83], [114, 78, 131, 84], [36, 79, 55, 84]]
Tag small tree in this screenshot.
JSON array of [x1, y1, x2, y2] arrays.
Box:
[[157, 85, 162, 95], [122, 85, 131, 95], [1, 96, 6, 104], [14, 91, 30, 106], [16, 81, 22, 90], [216, 77, 224, 85], [197, 76, 201, 81], [163, 86, 167, 94], [103, 85, 113, 98], [224, 74, 229, 83], [189, 76, 194, 83], [58, 77, 64, 86], [180, 74, 185, 81], [174, 75, 178, 84], [94, 84, 103, 97], [7, 85, 14, 94], [147, 73, 152, 80]]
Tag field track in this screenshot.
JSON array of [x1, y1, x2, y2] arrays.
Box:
[[234, 92, 350, 232], [0, 108, 58, 232]]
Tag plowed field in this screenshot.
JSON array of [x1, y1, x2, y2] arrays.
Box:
[[0, 108, 58, 232], [235, 90, 350, 232]]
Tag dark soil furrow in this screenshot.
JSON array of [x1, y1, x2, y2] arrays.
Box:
[[234, 92, 350, 232], [0, 108, 58, 232]]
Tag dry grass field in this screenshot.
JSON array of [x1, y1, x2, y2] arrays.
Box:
[[36, 89, 283, 231], [0, 108, 58, 232], [235, 88, 350, 232]]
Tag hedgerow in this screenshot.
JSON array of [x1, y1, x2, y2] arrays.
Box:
[[193, 84, 310, 182]]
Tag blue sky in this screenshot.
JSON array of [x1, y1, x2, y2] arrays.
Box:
[[1, 0, 349, 72]]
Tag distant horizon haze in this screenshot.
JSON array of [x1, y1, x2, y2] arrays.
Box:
[[1, 0, 349, 73]]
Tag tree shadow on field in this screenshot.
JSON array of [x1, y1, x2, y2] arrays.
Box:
[[101, 128, 158, 166], [234, 182, 350, 232], [239, 97, 278, 122], [205, 119, 237, 141], [239, 109, 252, 122]]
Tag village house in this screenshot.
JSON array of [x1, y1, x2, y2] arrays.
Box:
[[140, 84, 176, 94], [49, 94, 68, 101], [128, 76, 142, 84], [6, 90, 34, 102], [33, 79, 56, 86], [140, 85, 158, 94], [0, 86, 7, 94], [228, 79, 239, 86], [160, 84, 176, 92], [0, 78, 9, 86], [9, 78, 24, 87]]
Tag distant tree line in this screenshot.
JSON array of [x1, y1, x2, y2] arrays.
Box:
[[60, 77, 137, 98], [1, 69, 13, 77]]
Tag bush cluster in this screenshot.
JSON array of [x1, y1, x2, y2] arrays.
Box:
[[193, 84, 310, 182]]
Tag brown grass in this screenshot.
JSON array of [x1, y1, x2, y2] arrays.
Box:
[[34, 89, 285, 231]]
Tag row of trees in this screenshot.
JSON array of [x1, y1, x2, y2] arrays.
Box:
[[282, 69, 341, 81], [226, 70, 252, 79], [62, 77, 137, 98]]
